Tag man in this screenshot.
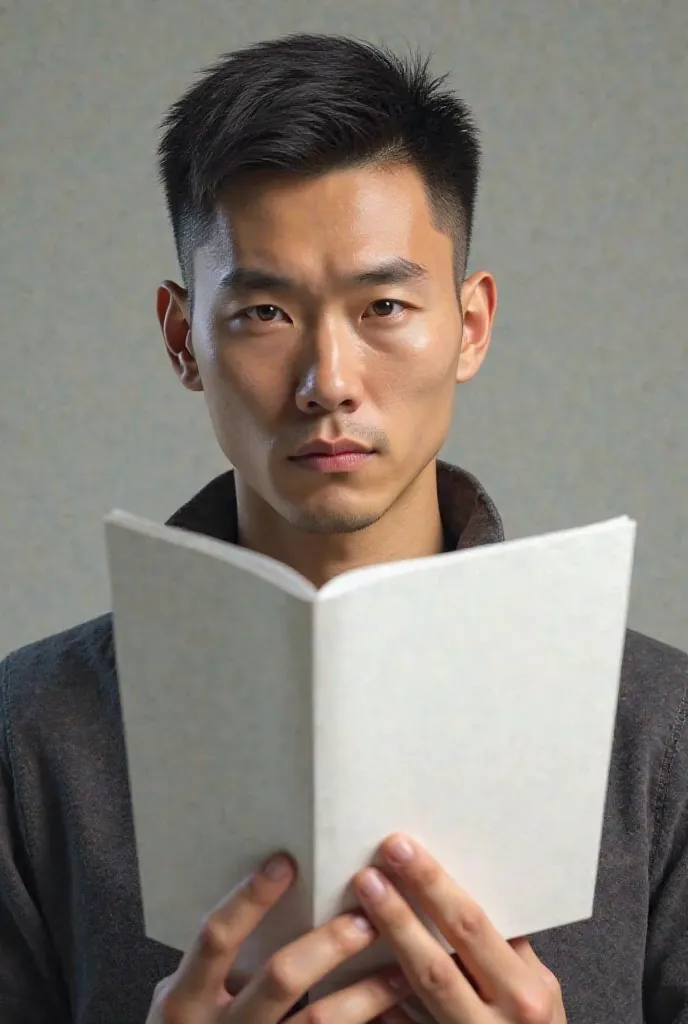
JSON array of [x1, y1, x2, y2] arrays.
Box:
[[0, 32, 685, 1024]]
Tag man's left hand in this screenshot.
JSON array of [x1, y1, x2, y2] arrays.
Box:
[[354, 833, 566, 1024]]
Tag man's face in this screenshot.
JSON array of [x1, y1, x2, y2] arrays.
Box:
[[161, 163, 494, 534]]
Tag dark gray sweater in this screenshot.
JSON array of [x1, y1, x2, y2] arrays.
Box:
[[1, 463, 686, 1024]]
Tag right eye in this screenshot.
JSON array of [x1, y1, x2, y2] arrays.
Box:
[[242, 305, 289, 323]]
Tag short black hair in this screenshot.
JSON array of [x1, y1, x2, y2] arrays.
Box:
[[157, 33, 481, 295]]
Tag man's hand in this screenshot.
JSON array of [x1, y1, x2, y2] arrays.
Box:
[[147, 853, 408, 1024], [353, 834, 566, 1024]]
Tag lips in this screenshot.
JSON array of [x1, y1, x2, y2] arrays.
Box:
[[291, 439, 373, 459]]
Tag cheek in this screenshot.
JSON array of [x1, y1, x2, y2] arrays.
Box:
[[375, 324, 461, 410], [191, 311, 293, 463], [200, 333, 295, 439]]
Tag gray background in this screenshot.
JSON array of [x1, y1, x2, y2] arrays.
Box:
[[2, 0, 687, 656]]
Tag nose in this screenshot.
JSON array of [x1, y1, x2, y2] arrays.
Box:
[[295, 322, 364, 415]]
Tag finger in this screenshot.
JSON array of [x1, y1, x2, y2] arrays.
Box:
[[355, 867, 480, 1023], [172, 854, 295, 1004], [227, 911, 379, 1023], [510, 937, 544, 971], [288, 970, 410, 1024], [379, 834, 533, 1006], [511, 938, 563, 999], [379, 1011, 413, 1024]]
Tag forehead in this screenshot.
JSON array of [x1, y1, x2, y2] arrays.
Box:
[[193, 163, 454, 289]]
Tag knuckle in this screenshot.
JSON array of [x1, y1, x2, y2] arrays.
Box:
[[540, 966, 563, 998], [196, 913, 233, 958], [512, 983, 555, 1024], [416, 954, 457, 997], [302, 1002, 331, 1024], [263, 952, 301, 1000], [447, 900, 487, 943]]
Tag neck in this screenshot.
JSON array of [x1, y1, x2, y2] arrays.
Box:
[[234, 461, 445, 588]]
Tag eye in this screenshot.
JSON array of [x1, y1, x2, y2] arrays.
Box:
[[242, 304, 289, 323], [363, 299, 407, 319]]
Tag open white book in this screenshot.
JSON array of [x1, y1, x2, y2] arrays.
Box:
[[104, 510, 635, 992]]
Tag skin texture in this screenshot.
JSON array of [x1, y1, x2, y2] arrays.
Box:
[[157, 162, 496, 586], [151, 163, 567, 1021]]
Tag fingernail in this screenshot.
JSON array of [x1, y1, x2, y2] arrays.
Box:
[[351, 913, 375, 934], [385, 837, 415, 866], [358, 868, 388, 901], [263, 855, 291, 881]]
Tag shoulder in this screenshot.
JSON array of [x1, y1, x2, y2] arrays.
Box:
[[622, 627, 688, 686], [616, 628, 687, 877], [617, 628, 687, 746], [1, 613, 117, 741]]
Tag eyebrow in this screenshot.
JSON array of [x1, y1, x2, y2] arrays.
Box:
[[217, 257, 429, 296]]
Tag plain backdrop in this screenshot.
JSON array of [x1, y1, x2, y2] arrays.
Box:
[[2, 0, 687, 656]]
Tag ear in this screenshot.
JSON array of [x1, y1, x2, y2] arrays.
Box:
[[456, 270, 498, 383], [156, 280, 203, 392]]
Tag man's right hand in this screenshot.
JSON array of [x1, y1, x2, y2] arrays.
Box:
[[146, 853, 408, 1023]]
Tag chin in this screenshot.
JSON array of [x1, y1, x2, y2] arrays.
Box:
[[286, 500, 383, 536], [271, 470, 385, 535]]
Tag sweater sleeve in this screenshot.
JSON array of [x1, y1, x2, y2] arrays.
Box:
[[0, 654, 69, 1024], [644, 657, 688, 1024]]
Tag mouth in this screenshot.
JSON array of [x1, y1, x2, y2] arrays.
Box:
[[289, 438, 376, 474]]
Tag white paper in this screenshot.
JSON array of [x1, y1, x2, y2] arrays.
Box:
[[105, 510, 635, 990]]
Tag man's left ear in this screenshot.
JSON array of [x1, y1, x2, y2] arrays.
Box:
[[456, 270, 498, 383]]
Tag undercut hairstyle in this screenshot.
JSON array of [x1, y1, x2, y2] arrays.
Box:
[[157, 33, 481, 299]]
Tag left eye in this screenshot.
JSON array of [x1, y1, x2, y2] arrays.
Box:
[[364, 299, 405, 318]]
